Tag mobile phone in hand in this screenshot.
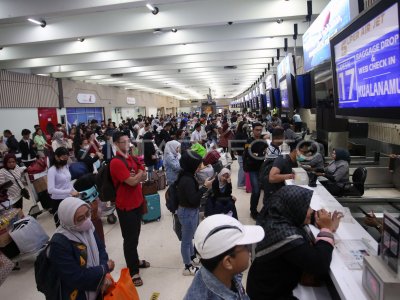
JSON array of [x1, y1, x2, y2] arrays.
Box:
[[358, 207, 370, 216]]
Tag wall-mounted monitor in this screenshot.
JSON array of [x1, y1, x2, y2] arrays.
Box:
[[279, 79, 289, 109], [265, 89, 273, 109], [279, 74, 297, 112], [272, 88, 282, 108], [330, 0, 400, 122], [296, 73, 315, 108], [303, 0, 359, 72]]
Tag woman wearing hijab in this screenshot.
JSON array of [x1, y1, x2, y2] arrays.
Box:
[[163, 140, 181, 185], [177, 151, 214, 276], [48, 147, 79, 227], [49, 197, 115, 300], [0, 153, 28, 209], [247, 185, 342, 300], [52, 131, 68, 152], [205, 168, 238, 219], [319, 148, 351, 196]]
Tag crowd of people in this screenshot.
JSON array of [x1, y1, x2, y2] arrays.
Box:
[[1, 109, 385, 299]]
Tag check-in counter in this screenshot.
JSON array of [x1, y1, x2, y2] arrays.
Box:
[[285, 179, 378, 300]]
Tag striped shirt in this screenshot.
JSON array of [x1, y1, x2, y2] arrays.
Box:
[[0, 166, 25, 205]]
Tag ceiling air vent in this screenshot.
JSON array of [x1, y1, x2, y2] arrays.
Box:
[[224, 65, 237, 70], [232, 83, 240, 85], [111, 73, 124, 77]]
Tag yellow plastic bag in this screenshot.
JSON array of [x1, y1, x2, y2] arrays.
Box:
[[104, 268, 140, 300]]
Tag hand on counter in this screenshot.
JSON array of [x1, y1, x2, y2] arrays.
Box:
[[331, 210, 344, 233]]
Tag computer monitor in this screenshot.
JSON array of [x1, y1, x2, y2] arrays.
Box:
[[330, 0, 400, 122]]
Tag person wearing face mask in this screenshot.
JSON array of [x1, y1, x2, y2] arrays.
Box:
[[52, 131, 68, 152], [247, 185, 342, 300], [263, 141, 308, 207], [48, 147, 79, 227], [163, 140, 181, 185], [77, 139, 103, 173], [49, 197, 114, 300]]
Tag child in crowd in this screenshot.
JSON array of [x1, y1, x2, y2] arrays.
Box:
[[184, 214, 264, 300]]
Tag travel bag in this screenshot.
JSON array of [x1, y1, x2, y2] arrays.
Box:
[[153, 170, 167, 190], [142, 193, 161, 223], [142, 180, 158, 195]]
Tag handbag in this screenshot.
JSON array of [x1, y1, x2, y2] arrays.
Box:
[[173, 213, 182, 241], [0, 251, 14, 286], [142, 180, 158, 196], [9, 216, 49, 254], [7, 170, 30, 200], [104, 268, 140, 300]]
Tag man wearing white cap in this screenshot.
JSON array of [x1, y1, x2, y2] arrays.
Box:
[[184, 215, 264, 300]]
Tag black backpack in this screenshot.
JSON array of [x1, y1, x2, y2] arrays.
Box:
[[35, 233, 68, 300], [96, 156, 129, 202], [165, 178, 180, 213], [258, 156, 279, 190]]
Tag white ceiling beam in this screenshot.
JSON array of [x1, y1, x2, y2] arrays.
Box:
[[0, 0, 329, 45], [0, 21, 307, 60], [0, 38, 302, 69], [51, 58, 272, 78], [31, 49, 286, 74]]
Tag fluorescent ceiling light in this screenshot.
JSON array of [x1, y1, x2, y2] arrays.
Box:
[[27, 18, 46, 27], [146, 3, 159, 15]]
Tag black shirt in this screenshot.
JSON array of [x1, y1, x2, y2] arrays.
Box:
[[264, 155, 297, 195], [243, 137, 268, 172], [247, 240, 333, 300]]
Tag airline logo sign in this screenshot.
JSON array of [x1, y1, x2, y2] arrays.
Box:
[[77, 93, 96, 104], [127, 97, 136, 105]]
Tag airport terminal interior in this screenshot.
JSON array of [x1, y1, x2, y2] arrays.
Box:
[[0, 0, 400, 299]]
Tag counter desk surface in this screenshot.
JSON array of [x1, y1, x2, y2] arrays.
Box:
[[285, 179, 378, 300]]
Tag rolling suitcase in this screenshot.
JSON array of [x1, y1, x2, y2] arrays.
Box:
[[142, 193, 161, 223]]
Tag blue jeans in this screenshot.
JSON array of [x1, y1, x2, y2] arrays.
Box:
[[147, 165, 154, 180], [237, 155, 245, 187], [249, 171, 261, 213], [177, 206, 199, 265]]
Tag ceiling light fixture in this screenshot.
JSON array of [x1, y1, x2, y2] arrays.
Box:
[[146, 3, 159, 15], [171, 28, 178, 33], [77, 38, 85, 42], [27, 18, 47, 28]]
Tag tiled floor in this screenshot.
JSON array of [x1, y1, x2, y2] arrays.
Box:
[[0, 160, 258, 300]]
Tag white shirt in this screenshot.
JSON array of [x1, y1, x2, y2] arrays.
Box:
[[136, 128, 147, 141], [191, 130, 202, 143]]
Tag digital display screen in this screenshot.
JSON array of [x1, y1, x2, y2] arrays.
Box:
[[303, 0, 357, 72], [365, 268, 380, 299], [333, 3, 400, 109], [265, 91, 272, 108], [279, 80, 289, 108]]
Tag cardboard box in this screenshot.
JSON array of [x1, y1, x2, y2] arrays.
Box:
[[33, 176, 47, 193]]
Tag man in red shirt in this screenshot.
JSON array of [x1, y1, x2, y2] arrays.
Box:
[[110, 131, 149, 286]]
